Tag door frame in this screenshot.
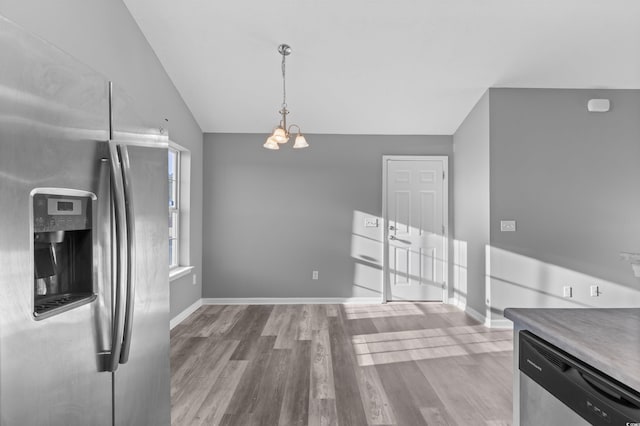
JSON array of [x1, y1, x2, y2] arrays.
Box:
[[381, 155, 449, 303]]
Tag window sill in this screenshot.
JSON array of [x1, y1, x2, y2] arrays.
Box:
[[169, 265, 194, 282]]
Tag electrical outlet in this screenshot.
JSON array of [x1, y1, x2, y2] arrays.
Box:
[[192, 274, 197, 285], [590, 285, 599, 297], [563, 286, 572, 298], [312, 270, 319, 280]]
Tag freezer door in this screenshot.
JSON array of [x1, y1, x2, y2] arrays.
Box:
[[0, 16, 112, 426], [110, 141, 171, 426]]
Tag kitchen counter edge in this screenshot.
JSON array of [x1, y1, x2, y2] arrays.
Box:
[[504, 307, 640, 392]]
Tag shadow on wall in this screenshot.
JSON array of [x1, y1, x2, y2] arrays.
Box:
[[351, 210, 384, 298], [377, 231, 631, 323], [453, 238, 640, 325], [351, 210, 449, 301], [486, 245, 640, 320], [452, 237, 586, 320]]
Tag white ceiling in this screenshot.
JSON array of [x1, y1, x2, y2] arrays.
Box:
[[122, 0, 640, 135]]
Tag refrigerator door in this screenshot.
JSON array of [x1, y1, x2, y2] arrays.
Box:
[[0, 16, 112, 426], [110, 85, 171, 426]]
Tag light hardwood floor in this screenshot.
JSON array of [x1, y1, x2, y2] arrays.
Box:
[[170, 303, 513, 426]]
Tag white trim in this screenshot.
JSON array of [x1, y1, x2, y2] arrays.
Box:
[[168, 139, 188, 152], [382, 156, 389, 304], [450, 297, 466, 312], [169, 298, 203, 329], [168, 145, 180, 269], [464, 304, 487, 325], [382, 155, 449, 303], [169, 297, 512, 330], [169, 265, 194, 281], [487, 318, 514, 329], [168, 139, 192, 269], [450, 300, 513, 329], [202, 297, 381, 305]]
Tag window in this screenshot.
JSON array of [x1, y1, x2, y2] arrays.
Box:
[[168, 141, 192, 280], [168, 147, 179, 268]]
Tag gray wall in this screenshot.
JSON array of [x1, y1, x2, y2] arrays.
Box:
[[490, 88, 640, 289], [0, 1, 204, 319], [203, 133, 452, 299], [452, 91, 491, 315], [454, 88, 640, 324]]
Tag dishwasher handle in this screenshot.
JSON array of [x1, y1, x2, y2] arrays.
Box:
[[579, 371, 640, 410]]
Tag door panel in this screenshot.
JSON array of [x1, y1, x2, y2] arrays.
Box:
[[419, 191, 436, 234], [393, 191, 411, 234], [112, 143, 170, 426], [420, 247, 436, 283], [109, 81, 170, 426], [392, 247, 411, 286], [385, 158, 447, 301]]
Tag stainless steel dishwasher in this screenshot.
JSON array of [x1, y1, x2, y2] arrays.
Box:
[[519, 331, 640, 426]]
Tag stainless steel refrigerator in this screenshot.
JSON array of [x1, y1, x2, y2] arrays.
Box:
[[0, 15, 171, 426]]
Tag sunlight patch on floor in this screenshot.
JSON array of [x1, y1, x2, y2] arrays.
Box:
[[352, 325, 512, 366], [343, 303, 424, 319]]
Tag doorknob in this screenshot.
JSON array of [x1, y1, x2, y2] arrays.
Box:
[[389, 225, 395, 231], [389, 235, 397, 240]]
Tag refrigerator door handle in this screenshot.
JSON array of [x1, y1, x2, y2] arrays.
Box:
[[108, 141, 128, 372], [118, 144, 136, 365]]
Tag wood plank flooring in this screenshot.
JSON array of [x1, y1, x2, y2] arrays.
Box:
[[170, 303, 513, 426]]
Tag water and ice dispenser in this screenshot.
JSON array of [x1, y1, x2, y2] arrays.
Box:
[[32, 191, 96, 319]]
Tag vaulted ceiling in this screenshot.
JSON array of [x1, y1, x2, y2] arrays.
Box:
[[122, 0, 640, 135]]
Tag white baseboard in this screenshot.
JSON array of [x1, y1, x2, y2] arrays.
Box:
[[486, 318, 513, 329], [171, 297, 513, 330], [464, 305, 487, 325], [450, 297, 466, 311], [448, 297, 482, 322], [448, 300, 513, 329], [170, 299, 203, 330], [202, 297, 381, 305]]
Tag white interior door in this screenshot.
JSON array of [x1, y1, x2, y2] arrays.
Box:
[[384, 157, 447, 301]]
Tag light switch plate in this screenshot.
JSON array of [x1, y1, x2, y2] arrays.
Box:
[[500, 220, 516, 232], [364, 217, 379, 228]]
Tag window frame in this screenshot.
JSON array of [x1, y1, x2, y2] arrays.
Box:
[[168, 146, 180, 269], [168, 140, 193, 281]]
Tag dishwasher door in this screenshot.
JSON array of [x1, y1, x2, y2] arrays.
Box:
[[521, 372, 589, 426], [519, 331, 640, 426]]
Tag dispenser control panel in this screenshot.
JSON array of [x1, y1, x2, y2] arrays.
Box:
[[33, 194, 91, 232]]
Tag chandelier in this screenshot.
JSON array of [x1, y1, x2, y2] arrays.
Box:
[[263, 44, 309, 150]]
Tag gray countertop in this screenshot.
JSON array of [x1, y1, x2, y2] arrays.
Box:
[[504, 308, 640, 392]]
